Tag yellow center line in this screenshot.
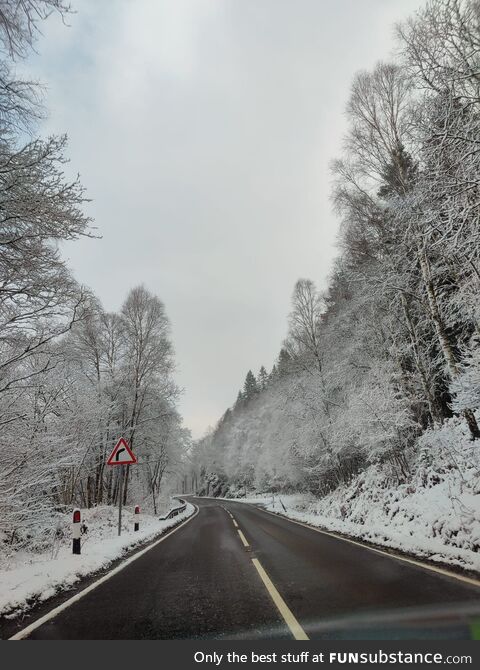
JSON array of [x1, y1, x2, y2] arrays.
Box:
[[232, 515, 309, 640], [237, 529, 249, 547], [252, 557, 309, 640]]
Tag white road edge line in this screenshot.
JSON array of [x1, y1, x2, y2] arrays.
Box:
[[251, 557, 309, 640], [259, 507, 480, 589], [209, 498, 480, 587], [9, 505, 199, 641]]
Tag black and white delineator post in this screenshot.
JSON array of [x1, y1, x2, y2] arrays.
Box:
[[72, 508, 81, 554], [106, 438, 137, 537], [134, 505, 140, 532]]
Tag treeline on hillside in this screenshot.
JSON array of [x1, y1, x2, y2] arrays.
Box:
[[0, 2, 187, 551], [190, 0, 480, 499]]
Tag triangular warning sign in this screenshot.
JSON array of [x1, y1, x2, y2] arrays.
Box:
[[107, 438, 137, 466]]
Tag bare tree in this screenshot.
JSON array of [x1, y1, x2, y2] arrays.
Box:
[[0, 0, 72, 59]]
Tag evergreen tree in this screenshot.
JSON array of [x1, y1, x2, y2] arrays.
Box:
[[258, 365, 268, 390], [243, 370, 258, 400], [234, 390, 244, 409], [377, 144, 417, 199], [277, 348, 292, 377]]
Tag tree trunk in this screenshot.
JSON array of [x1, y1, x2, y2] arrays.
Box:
[[401, 294, 443, 425], [419, 251, 458, 378], [463, 408, 480, 439], [418, 249, 480, 439]]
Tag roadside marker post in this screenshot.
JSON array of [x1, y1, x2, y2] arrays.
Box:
[[72, 508, 81, 555], [106, 438, 137, 537], [134, 505, 140, 532]]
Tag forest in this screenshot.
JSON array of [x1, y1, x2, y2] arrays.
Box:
[[0, 1, 189, 554], [1, 0, 479, 638], [1, 0, 480, 569], [189, 0, 480, 552]]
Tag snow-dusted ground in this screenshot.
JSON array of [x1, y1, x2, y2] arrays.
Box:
[[226, 419, 480, 574], [0, 502, 195, 619]]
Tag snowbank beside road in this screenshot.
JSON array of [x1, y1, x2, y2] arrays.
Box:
[[0, 502, 195, 620], [227, 419, 480, 574], [239, 490, 480, 574]]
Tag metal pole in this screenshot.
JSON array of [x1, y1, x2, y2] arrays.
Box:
[[118, 465, 124, 536]]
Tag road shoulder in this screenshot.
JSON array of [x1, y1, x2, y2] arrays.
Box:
[[212, 497, 480, 588], [1, 504, 198, 640]]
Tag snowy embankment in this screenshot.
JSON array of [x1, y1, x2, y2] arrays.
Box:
[[0, 502, 195, 620], [231, 419, 480, 574]]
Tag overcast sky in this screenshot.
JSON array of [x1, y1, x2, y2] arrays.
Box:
[[27, 0, 424, 438]]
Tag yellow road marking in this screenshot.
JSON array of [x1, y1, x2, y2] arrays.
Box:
[[232, 519, 239, 528], [260, 508, 480, 590], [252, 557, 309, 640], [237, 529, 249, 547]]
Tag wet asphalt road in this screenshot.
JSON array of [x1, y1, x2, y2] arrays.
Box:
[[11, 497, 480, 639]]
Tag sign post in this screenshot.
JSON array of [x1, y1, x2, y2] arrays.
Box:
[[117, 465, 124, 537], [106, 438, 137, 537]]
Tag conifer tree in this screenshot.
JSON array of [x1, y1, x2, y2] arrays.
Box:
[[258, 365, 269, 391], [243, 370, 258, 400]]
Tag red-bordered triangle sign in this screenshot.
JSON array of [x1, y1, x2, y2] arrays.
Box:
[[107, 438, 137, 466]]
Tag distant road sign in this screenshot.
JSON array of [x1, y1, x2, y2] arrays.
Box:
[[107, 438, 137, 466]]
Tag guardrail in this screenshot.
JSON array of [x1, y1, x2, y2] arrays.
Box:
[[160, 498, 187, 520]]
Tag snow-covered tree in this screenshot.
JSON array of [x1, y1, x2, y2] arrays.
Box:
[[243, 370, 258, 401], [189, 0, 480, 503]]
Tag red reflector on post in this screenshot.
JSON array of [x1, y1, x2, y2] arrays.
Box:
[[135, 505, 140, 514], [73, 509, 81, 523]]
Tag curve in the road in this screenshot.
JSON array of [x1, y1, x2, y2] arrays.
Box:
[[7, 497, 480, 640]]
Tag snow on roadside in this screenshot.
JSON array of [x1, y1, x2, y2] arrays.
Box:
[[224, 419, 480, 574], [0, 502, 195, 619], [236, 492, 480, 574]]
